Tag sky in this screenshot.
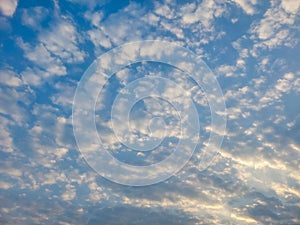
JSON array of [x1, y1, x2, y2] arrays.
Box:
[[0, 0, 300, 224]]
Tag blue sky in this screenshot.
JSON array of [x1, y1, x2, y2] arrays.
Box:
[[0, 0, 300, 224]]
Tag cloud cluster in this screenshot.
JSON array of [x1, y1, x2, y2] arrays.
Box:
[[0, 0, 299, 224]]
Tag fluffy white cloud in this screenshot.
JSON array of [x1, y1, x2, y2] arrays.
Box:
[[249, 0, 299, 51], [17, 13, 86, 86], [0, 0, 18, 17], [86, 2, 148, 55], [61, 184, 76, 201], [231, 0, 257, 15], [181, 0, 225, 28], [88, 29, 112, 49], [39, 20, 86, 63], [258, 71, 298, 108], [0, 181, 13, 189], [281, 0, 300, 14], [0, 69, 22, 87], [17, 38, 67, 78]]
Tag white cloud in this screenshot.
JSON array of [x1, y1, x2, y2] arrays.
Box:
[[17, 15, 86, 87], [51, 81, 76, 109], [249, 0, 299, 51], [61, 184, 76, 201], [160, 21, 184, 39], [88, 29, 112, 49], [0, 116, 14, 153], [256, 18, 276, 40], [0, 69, 22, 87], [141, 12, 160, 25], [65, 0, 110, 9], [275, 78, 291, 92], [258, 72, 297, 108], [216, 64, 237, 77], [231, 0, 257, 15], [39, 20, 86, 63], [216, 59, 247, 78], [21, 67, 44, 86], [0, 86, 30, 126], [0, 181, 13, 189], [0, 164, 22, 177], [281, 0, 300, 14], [181, 0, 224, 28], [17, 38, 67, 77], [21, 7, 49, 29], [154, 3, 175, 19], [84, 11, 103, 27], [85, 2, 149, 55], [0, 0, 18, 17]]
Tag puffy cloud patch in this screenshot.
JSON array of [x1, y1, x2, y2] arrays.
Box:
[[230, 0, 257, 15], [0, 0, 18, 17]]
